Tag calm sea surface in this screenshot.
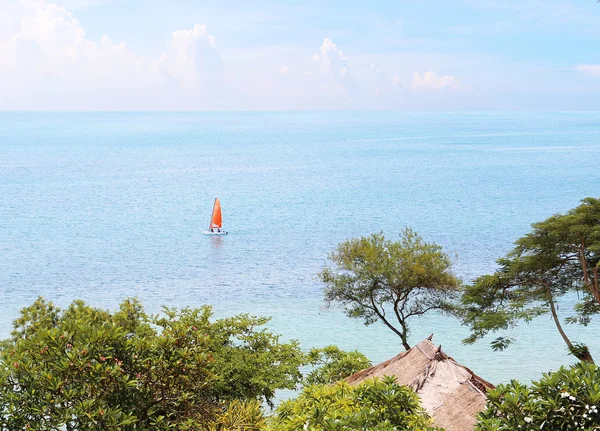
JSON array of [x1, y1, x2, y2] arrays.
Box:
[[1, 112, 600, 387]]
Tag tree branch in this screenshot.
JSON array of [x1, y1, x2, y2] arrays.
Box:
[[368, 293, 405, 343]]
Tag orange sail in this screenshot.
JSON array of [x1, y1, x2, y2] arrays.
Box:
[[209, 197, 222, 229]]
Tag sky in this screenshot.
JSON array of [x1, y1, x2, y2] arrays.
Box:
[[1, 0, 600, 110]]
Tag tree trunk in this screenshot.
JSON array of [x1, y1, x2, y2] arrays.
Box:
[[399, 320, 411, 351], [577, 347, 595, 364], [547, 286, 594, 364]]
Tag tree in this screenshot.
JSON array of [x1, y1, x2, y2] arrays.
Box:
[[203, 313, 304, 406], [303, 345, 372, 386], [269, 377, 439, 431], [0, 297, 304, 430], [476, 362, 600, 431], [461, 198, 600, 363], [320, 229, 461, 350]]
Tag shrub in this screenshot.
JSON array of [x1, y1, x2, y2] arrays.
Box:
[[269, 376, 439, 431], [476, 362, 600, 431], [206, 399, 266, 431]]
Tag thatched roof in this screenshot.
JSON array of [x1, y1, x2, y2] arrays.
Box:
[[345, 336, 494, 431]]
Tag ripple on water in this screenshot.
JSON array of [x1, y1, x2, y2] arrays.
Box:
[[1, 112, 599, 390]]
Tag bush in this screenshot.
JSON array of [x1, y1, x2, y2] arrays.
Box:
[[303, 345, 372, 386], [206, 399, 266, 431], [0, 298, 304, 430], [269, 376, 439, 431], [476, 362, 600, 431]]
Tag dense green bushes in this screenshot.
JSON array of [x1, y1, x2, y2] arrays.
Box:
[[270, 376, 439, 431], [476, 362, 600, 431], [0, 298, 436, 430], [3, 297, 599, 430], [0, 298, 303, 430]]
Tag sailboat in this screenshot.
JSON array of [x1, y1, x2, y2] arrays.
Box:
[[205, 197, 228, 235]]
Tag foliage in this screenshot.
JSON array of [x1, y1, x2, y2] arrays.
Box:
[[460, 197, 600, 362], [206, 400, 267, 431], [205, 313, 304, 406], [320, 228, 460, 350], [476, 362, 600, 431], [304, 345, 372, 386], [0, 297, 303, 430], [269, 376, 439, 431]]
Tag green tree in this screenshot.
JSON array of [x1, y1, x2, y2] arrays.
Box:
[[0, 297, 304, 430], [304, 345, 371, 386], [461, 198, 600, 363], [205, 313, 304, 406], [269, 377, 439, 431], [320, 229, 461, 350], [476, 362, 600, 431]]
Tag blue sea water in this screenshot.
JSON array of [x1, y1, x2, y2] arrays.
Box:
[[1, 112, 599, 388]]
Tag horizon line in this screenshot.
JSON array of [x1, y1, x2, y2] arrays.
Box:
[[2, 110, 600, 114]]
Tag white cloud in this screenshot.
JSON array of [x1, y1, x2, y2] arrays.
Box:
[[1, 2, 549, 110], [411, 70, 460, 90], [0, 2, 224, 109], [228, 38, 363, 109], [167, 24, 223, 91], [575, 64, 600, 78], [0, 3, 155, 109], [312, 37, 348, 79], [307, 38, 360, 102]]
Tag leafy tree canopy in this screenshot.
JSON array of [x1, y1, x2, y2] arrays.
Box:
[[320, 228, 460, 350], [461, 197, 600, 363], [0, 297, 304, 430], [303, 345, 371, 386]]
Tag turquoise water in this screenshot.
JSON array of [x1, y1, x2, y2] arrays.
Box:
[[1, 112, 600, 386]]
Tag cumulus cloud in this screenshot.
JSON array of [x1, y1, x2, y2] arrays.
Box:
[[575, 64, 600, 78], [0, 2, 476, 110], [411, 70, 460, 90], [0, 3, 157, 108], [1, 4, 129, 75], [167, 24, 223, 92], [312, 38, 348, 79], [308, 38, 360, 101], [0, 2, 224, 109]]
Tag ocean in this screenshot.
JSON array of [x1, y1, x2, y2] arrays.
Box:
[[1, 111, 599, 386]]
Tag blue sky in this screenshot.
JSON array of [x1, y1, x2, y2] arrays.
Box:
[[1, 0, 600, 110]]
